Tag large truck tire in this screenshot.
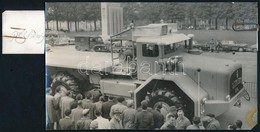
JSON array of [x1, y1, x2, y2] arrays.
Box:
[[149, 89, 192, 120], [50, 72, 79, 96]]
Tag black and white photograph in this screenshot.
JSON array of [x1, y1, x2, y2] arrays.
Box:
[[45, 2, 258, 130]]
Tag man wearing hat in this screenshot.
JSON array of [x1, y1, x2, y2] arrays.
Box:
[[71, 100, 84, 128], [110, 110, 123, 129], [76, 109, 92, 129], [134, 101, 154, 129], [122, 100, 137, 129]]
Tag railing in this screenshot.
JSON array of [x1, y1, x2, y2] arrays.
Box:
[[244, 82, 257, 103]]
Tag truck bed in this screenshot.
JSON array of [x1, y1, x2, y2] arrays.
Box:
[[46, 45, 119, 72]]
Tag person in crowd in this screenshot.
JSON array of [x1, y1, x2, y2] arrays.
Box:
[[175, 109, 191, 129], [160, 114, 177, 129], [215, 40, 222, 53], [102, 96, 116, 120], [110, 96, 127, 119], [134, 101, 154, 129], [82, 93, 96, 120], [151, 103, 164, 129], [235, 120, 243, 130], [71, 100, 84, 128], [71, 93, 83, 109], [137, 99, 152, 112], [76, 109, 92, 130], [60, 91, 75, 118], [228, 123, 237, 130], [122, 100, 137, 129], [187, 116, 203, 130], [46, 88, 55, 130], [110, 111, 123, 129], [209, 38, 215, 52], [53, 86, 62, 129], [93, 111, 110, 129], [90, 120, 98, 130], [165, 106, 178, 125], [59, 109, 75, 130], [201, 113, 220, 130], [95, 96, 105, 114]]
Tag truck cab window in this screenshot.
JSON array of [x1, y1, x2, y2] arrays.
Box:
[[142, 44, 159, 57], [164, 44, 176, 55]]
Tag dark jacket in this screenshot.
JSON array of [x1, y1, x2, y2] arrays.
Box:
[[135, 110, 154, 129], [101, 100, 115, 120], [82, 99, 96, 120], [151, 109, 164, 129]]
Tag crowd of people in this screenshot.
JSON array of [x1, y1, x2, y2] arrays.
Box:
[[46, 87, 243, 130]]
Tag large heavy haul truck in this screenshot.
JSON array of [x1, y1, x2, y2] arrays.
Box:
[[47, 23, 250, 120]]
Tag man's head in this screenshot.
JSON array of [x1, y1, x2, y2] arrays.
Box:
[[99, 96, 105, 102], [77, 100, 83, 107], [65, 109, 71, 117], [76, 93, 83, 101], [228, 123, 237, 130], [55, 86, 61, 93], [86, 93, 93, 100], [95, 110, 102, 117], [192, 116, 201, 125], [141, 101, 148, 110], [127, 100, 134, 108], [168, 114, 176, 124], [117, 96, 125, 103], [177, 109, 184, 118], [108, 96, 114, 101], [65, 91, 70, 96], [235, 120, 242, 129], [169, 106, 177, 115]]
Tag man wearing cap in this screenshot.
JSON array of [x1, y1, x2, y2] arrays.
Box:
[[175, 109, 191, 130], [71, 100, 84, 128], [60, 91, 75, 118], [46, 88, 55, 129], [82, 93, 96, 120], [110, 96, 127, 119], [76, 109, 92, 129], [59, 109, 75, 130], [134, 101, 154, 129], [110, 111, 123, 129], [102, 96, 115, 120], [151, 103, 164, 129], [122, 100, 137, 129]]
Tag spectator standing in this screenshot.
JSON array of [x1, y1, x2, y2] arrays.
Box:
[[46, 88, 55, 130], [76, 109, 92, 130], [82, 93, 96, 120], [175, 109, 191, 130], [53, 86, 62, 129], [201, 113, 220, 130], [236, 120, 243, 130], [60, 91, 75, 118], [151, 103, 164, 129], [137, 100, 152, 112], [160, 114, 177, 130], [122, 100, 137, 129], [71, 100, 84, 128], [187, 116, 204, 130], [93, 111, 110, 129], [110, 96, 127, 119], [165, 106, 178, 123], [71, 93, 83, 109], [102, 96, 116, 120], [95, 96, 105, 114], [134, 101, 154, 129], [110, 111, 123, 129], [59, 109, 75, 130]]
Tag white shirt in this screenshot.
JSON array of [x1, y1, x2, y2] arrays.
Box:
[[94, 116, 110, 129]]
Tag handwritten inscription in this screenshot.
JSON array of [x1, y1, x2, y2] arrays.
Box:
[[3, 27, 44, 44]]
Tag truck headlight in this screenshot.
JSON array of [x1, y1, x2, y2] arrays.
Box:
[[226, 95, 231, 101]]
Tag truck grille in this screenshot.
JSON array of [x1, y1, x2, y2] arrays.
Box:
[[230, 68, 243, 98]]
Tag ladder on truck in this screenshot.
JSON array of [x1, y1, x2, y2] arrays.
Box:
[[110, 27, 135, 76]]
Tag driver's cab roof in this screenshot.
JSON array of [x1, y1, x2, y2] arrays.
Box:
[[134, 33, 190, 45]]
